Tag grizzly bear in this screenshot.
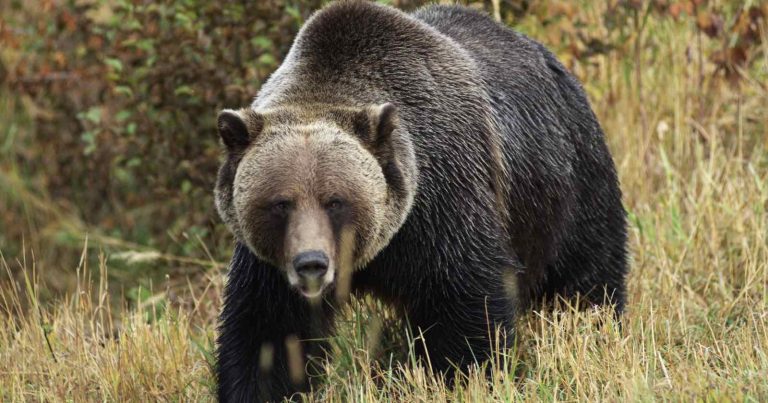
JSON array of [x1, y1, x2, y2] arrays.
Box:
[[214, 1, 628, 401]]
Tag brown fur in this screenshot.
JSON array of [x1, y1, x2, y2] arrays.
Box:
[[215, 3, 627, 401], [215, 104, 416, 295]]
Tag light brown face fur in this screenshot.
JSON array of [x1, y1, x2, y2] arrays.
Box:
[[235, 123, 386, 296], [215, 105, 416, 299]]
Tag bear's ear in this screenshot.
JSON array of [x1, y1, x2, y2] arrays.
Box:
[[354, 103, 399, 158], [217, 108, 263, 153]]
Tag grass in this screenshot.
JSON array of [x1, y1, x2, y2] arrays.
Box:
[[1, 2, 767, 401]]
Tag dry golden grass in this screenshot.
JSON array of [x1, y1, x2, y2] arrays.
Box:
[[1, 2, 767, 401], [0, 248, 222, 401]]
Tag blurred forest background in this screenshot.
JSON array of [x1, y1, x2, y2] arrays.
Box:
[[1, 0, 767, 401]]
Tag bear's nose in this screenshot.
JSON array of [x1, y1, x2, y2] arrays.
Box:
[[293, 251, 329, 280]]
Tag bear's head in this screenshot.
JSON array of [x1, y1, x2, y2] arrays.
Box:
[[214, 104, 417, 299]]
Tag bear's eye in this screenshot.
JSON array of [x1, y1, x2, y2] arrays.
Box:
[[325, 198, 345, 212], [270, 200, 292, 215]]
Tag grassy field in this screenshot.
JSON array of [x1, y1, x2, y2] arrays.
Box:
[[1, 1, 767, 401]]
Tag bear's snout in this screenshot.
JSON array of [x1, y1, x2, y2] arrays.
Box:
[[290, 250, 332, 298], [284, 206, 336, 298], [285, 252, 336, 299], [293, 250, 329, 280]]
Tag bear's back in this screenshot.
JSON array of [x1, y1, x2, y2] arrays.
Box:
[[414, 5, 626, 290], [253, 1, 482, 110]]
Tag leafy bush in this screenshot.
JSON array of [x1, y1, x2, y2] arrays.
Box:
[[2, 0, 322, 257]]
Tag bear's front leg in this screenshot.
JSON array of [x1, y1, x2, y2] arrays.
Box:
[[217, 243, 335, 402], [406, 273, 516, 380]]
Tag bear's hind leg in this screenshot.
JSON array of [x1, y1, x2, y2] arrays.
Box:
[[404, 275, 516, 382]]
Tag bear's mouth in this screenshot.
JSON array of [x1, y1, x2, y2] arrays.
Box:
[[286, 265, 336, 300], [297, 283, 328, 299]]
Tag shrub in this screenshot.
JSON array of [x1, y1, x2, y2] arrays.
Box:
[[2, 0, 322, 257]]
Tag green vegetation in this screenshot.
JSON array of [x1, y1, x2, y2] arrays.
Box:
[[1, 0, 767, 401]]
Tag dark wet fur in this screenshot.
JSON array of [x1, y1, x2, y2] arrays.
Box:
[[217, 2, 627, 401]]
